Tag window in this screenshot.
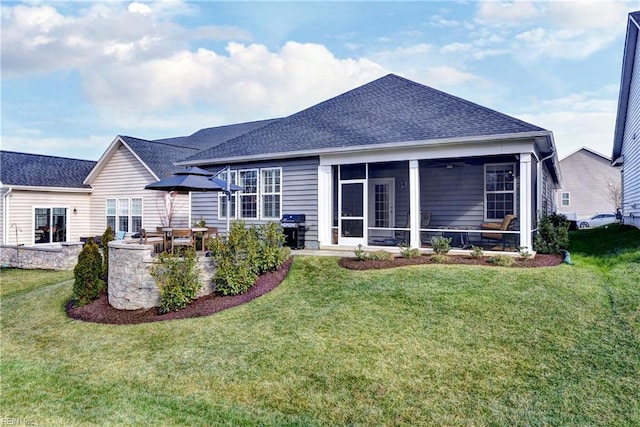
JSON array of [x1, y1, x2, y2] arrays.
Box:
[[106, 198, 143, 233], [561, 192, 570, 207], [485, 163, 515, 220], [261, 168, 282, 219], [218, 170, 237, 219], [106, 199, 116, 231], [34, 207, 67, 244], [239, 169, 258, 219]]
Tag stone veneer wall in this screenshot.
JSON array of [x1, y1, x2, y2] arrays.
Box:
[[0, 242, 83, 270], [107, 241, 216, 310]]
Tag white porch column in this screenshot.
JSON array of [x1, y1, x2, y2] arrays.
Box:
[[409, 160, 421, 249], [519, 153, 533, 250], [317, 165, 333, 246]]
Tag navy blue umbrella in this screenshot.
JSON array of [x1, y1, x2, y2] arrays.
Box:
[[145, 167, 242, 193]]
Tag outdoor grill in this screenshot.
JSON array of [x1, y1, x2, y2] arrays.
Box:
[[280, 214, 306, 249]]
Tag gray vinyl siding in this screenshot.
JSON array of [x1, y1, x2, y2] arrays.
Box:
[[420, 164, 485, 228], [558, 149, 620, 218], [191, 157, 320, 248], [621, 33, 640, 226]]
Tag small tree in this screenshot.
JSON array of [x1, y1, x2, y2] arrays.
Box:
[[73, 238, 105, 306], [534, 213, 569, 254], [101, 226, 114, 281], [605, 181, 622, 211], [149, 249, 201, 313]]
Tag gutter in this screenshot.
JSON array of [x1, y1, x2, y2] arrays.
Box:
[[175, 130, 553, 167]]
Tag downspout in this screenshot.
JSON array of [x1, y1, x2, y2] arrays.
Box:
[[3, 187, 12, 245]]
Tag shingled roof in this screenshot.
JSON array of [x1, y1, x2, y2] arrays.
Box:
[[1, 151, 96, 189], [183, 74, 546, 163], [114, 119, 279, 179]]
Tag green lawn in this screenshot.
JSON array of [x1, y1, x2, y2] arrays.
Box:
[[1, 225, 638, 426]]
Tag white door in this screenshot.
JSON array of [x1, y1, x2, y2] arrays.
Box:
[[368, 178, 395, 238], [339, 180, 367, 246]]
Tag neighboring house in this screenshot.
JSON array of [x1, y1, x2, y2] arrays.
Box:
[[177, 74, 562, 251], [0, 151, 95, 245], [82, 119, 278, 238], [613, 11, 640, 228], [557, 147, 621, 220]]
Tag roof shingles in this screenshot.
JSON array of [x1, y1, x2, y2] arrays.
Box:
[[1, 151, 96, 188]]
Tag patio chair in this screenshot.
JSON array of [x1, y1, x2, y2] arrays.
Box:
[[171, 228, 195, 255], [115, 231, 126, 240], [140, 228, 164, 253], [396, 211, 432, 244], [202, 226, 218, 251], [480, 215, 517, 250]]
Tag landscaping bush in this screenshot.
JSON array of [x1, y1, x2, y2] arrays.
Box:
[[149, 249, 201, 313], [488, 254, 515, 267], [470, 245, 484, 259], [101, 226, 114, 281], [369, 250, 394, 261], [534, 213, 570, 254], [399, 243, 421, 258], [209, 221, 288, 296], [256, 222, 290, 274], [73, 238, 105, 307], [431, 236, 452, 255], [354, 244, 368, 261]]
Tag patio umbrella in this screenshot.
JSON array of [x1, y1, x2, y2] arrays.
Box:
[[144, 167, 242, 193], [144, 166, 242, 234]]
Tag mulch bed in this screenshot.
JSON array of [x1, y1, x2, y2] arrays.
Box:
[[339, 253, 564, 270], [66, 257, 293, 325], [67, 253, 563, 325]]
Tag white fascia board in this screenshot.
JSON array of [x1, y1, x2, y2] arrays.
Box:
[[8, 185, 93, 193], [176, 131, 550, 167], [83, 136, 160, 184]]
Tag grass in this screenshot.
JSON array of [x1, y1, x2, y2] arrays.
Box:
[[1, 226, 638, 426]]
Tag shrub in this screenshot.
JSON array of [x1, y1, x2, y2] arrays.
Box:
[[470, 245, 484, 259], [256, 222, 290, 274], [431, 254, 448, 263], [431, 236, 452, 255], [149, 249, 201, 313], [354, 244, 368, 261], [101, 226, 114, 281], [209, 221, 260, 296], [369, 250, 394, 261], [534, 213, 570, 254], [399, 243, 421, 258], [73, 238, 105, 307], [488, 254, 515, 267]]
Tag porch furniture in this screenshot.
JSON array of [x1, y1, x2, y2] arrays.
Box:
[[170, 228, 195, 254], [396, 211, 432, 243], [115, 231, 126, 240], [191, 227, 208, 253], [480, 215, 517, 250], [139, 228, 164, 253]]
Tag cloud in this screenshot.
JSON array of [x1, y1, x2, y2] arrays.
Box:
[[420, 66, 487, 88], [517, 89, 619, 157], [476, 1, 540, 25], [1, 134, 113, 160]]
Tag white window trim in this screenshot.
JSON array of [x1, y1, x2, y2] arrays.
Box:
[[218, 167, 283, 220], [218, 170, 238, 220], [33, 206, 70, 245], [561, 192, 570, 207], [106, 197, 143, 233], [484, 163, 516, 221], [261, 167, 282, 220], [239, 168, 259, 219]]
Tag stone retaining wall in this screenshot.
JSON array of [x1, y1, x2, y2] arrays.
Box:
[[0, 242, 83, 270], [107, 241, 216, 310]]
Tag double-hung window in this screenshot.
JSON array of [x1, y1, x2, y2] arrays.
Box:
[[218, 168, 282, 220], [261, 168, 282, 219], [561, 192, 570, 207], [218, 170, 237, 219], [484, 163, 515, 220], [106, 197, 143, 233], [239, 169, 258, 219]]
